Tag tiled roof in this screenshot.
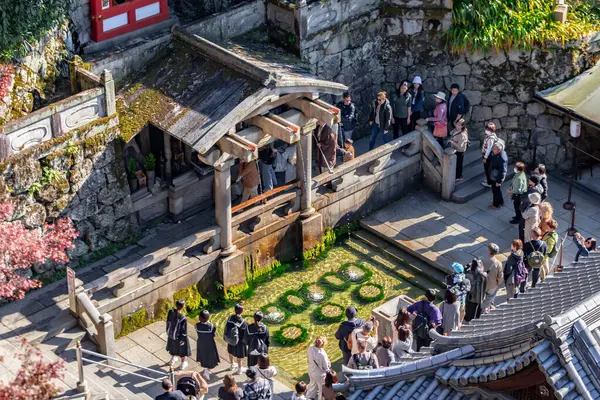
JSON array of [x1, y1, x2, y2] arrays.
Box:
[[349, 376, 465, 400]]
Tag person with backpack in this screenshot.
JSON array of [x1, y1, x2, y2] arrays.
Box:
[[487, 142, 508, 209], [348, 320, 379, 355], [195, 310, 219, 380], [347, 338, 379, 370], [306, 336, 330, 400], [334, 306, 364, 366], [535, 164, 549, 201], [440, 290, 460, 335], [507, 162, 528, 224], [541, 219, 559, 279], [504, 239, 526, 301], [225, 304, 247, 374], [518, 176, 544, 242], [257, 354, 277, 395], [243, 367, 272, 400], [481, 122, 498, 187], [447, 83, 469, 135], [406, 289, 442, 351], [166, 300, 191, 370], [464, 258, 488, 322], [521, 192, 541, 248], [524, 227, 547, 289], [481, 243, 503, 313], [449, 118, 469, 180], [445, 263, 470, 323], [246, 311, 270, 367]]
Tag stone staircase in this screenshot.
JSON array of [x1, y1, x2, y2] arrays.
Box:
[[451, 139, 516, 203]]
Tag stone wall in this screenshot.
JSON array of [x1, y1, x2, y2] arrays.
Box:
[[298, 0, 600, 170], [69, 0, 92, 50]]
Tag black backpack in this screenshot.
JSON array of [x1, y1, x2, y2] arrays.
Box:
[[412, 301, 431, 340], [352, 353, 376, 370], [248, 323, 268, 354]]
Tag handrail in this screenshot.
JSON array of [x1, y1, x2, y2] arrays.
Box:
[[81, 348, 167, 376], [232, 182, 296, 214], [232, 191, 297, 227], [421, 129, 444, 159], [77, 292, 102, 325]]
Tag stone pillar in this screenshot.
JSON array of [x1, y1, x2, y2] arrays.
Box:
[[214, 161, 236, 256], [164, 134, 172, 180], [100, 70, 116, 116], [297, 132, 315, 218], [441, 148, 457, 201], [97, 313, 117, 366]]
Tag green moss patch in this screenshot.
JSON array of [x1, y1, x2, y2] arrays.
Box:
[[261, 304, 290, 325], [314, 302, 344, 323], [279, 289, 310, 313], [354, 283, 385, 303], [273, 323, 308, 346], [119, 308, 152, 338], [318, 272, 351, 291], [299, 282, 331, 303], [338, 263, 372, 284], [117, 89, 174, 143]]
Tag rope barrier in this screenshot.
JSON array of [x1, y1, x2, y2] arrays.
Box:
[[567, 141, 600, 164]]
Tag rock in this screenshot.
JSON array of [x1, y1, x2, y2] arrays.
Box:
[[501, 94, 517, 104], [24, 203, 47, 228], [515, 84, 533, 103], [13, 159, 42, 192], [480, 91, 501, 106], [492, 104, 509, 119], [429, 65, 452, 78], [97, 183, 128, 206], [444, 76, 465, 91], [69, 158, 94, 193], [66, 195, 98, 222], [544, 144, 559, 166], [518, 115, 536, 130], [48, 155, 73, 172], [487, 52, 507, 67], [88, 232, 109, 252], [402, 16, 423, 35], [536, 114, 563, 131], [113, 196, 133, 220], [37, 184, 60, 203], [452, 62, 471, 76], [317, 53, 342, 81], [464, 76, 488, 91], [105, 216, 136, 243], [77, 169, 107, 199], [89, 206, 115, 229], [68, 240, 89, 258], [462, 90, 481, 106], [11, 195, 33, 220], [533, 128, 557, 146], [386, 19, 402, 36], [527, 102, 546, 116], [471, 106, 492, 122], [509, 105, 525, 117], [46, 193, 76, 219], [500, 116, 519, 130], [0, 176, 9, 202]]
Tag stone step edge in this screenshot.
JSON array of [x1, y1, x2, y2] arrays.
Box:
[[351, 230, 447, 287]]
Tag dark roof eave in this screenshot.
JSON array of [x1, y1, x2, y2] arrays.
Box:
[[534, 93, 600, 131]]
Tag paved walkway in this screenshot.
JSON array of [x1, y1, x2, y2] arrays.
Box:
[[362, 175, 600, 288]]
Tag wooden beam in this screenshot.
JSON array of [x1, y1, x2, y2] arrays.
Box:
[[287, 98, 339, 126], [237, 126, 275, 148], [245, 93, 309, 120], [277, 109, 317, 135], [246, 115, 300, 144], [217, 134, 258, 163], [197, 147, 222, 166]]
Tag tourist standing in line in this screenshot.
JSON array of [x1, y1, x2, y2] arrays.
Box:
[[409, 76, 424, 131], [195, 310, 219, 380], [247, 311, 270, 367], [504, 239, 524, 301], [394, 308, 411, 332], [258, 147, 277, 193], [375, 336, 395, 367], [348, 320, 379, 354], [447, 83, 467, 134], [481, 244, 503, 313], [347, 338, 379, 370], [539, 201, 554, 234], [536, 164, 549, 201], [426, 92, 448, 149], [218, 375, 244, 400], [156, 379, 186, 400], [391, 81, 412, 139], [446, 263, 470, 324], [343, 138, 355, 163], [407, 289, 442, 351], [480, 122, 497, 187], [243, 367, 272, 400], [225, 304, 247, 374], [524, 228, 547, 289], [574, 232, 597, 262], [518, 175, 544, 242], [507, 162, 528, 224], [316, 120, 337, 174], [291, 382, 308, 400], [166, 300, 191, 370], [392, 324, 413, 359], [322, 371, 338, 400], [334, 306, 365, 365], [368, 92, 393, 150], [238, 160, 260, 202], [337, 91, 357, 144], [440, 289, 460, 335], [273, 144, 296, 186], [464, 258, 487, 322], [257, 354, 277, 394], [541, 219, 559, 279], [449, 118, 468, 180], [522, 192, 542, 248], [487, 142, 508, 209], [306, 336, 331, 400]]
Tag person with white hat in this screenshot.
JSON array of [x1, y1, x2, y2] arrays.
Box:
[[522, 192, 541, 251], [409, 76, 424, 131], [426, 91, 448, 148]]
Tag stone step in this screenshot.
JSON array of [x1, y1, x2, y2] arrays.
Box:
[[21, 308, 79, 345], [455, 160, 486, 188], [43, 326, 87, 355], [351, 230, 447, 285], [462, 144, 482, 168], [451, 163, 516, 203]]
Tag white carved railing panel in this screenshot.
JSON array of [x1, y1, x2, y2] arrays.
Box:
[[59, 94, 106, 132], [5, 117, 53, 153]]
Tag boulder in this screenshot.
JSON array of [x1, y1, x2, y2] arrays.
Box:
[[105, 216, 137, 243], [10, 195, 33, 220], [480, 91, 501, 106], [533, 128, 557, 146], [518, 115, 536, 130], [97, 183, 128, 206], [492, 104, 509, 119], [24, 203, 47, 228], [444, 76, 465, 91], [471, 106, 492, 122], [68, 240, 89, 258], [69, 158, 94, 193], [66, 195, 98, 222], [113, 196, 133, 220], [527, 102, 546, 116], [509, 105, 525, 117], [77, 169, 107, 199], [487, 52, 507, 67], [13, 159, 42, 192], [452, 62, 471, 76], [536, 114, 563, 131], [500, 116, 519, 130], [462, 90, 482, 106], [89, 206, 115, 229]]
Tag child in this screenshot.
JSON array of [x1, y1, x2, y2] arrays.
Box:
[[440, 289, 460, 335], [195, 310, 219, 380], [343, 138, 355, 162], [291, 381, 308, 400], [166, 300, 191, 370]]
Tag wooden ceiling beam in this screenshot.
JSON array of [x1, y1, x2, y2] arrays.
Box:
[[217, 133, 258, 163], [287, 98, 340, 127], [246, 115, 300, 144]]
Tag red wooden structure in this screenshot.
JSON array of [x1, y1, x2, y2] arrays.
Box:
[[89, 0, 170, 42]]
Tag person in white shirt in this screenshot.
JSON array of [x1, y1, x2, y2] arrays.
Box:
[[348, 319, 379, 355], [306, 336, 331, 400]]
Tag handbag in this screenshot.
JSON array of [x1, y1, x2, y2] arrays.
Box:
[[433, 121, 447, 138]]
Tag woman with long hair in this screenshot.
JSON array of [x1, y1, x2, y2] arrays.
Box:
[[322, 370, 339, 400], [247, 311, 270, 367], [391, 81, 412, 139], [218, 374, 243, 400], [394, 308, 410, 331], [257, 354, 277, 394], [409, 76, 424, 131], [195, 310, 219, 380], [449, 118, 468, 180], [165, 300, 191, 370]]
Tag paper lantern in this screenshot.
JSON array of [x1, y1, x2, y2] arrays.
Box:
[[570, 120, 581, 138]]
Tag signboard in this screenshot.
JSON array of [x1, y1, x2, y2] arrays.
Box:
[[67, 267, 77, 314]]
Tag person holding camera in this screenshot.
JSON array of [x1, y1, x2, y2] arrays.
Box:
[[573, 232, 597, 262], [347, 318, 379, 355]]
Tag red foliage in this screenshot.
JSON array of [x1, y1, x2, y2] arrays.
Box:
[[0, 202, 78, 300], [0, 338, 65, 400], [0, 64, 15, 101]]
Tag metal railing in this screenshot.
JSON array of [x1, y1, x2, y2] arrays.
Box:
[[75, 341, 175, 396]]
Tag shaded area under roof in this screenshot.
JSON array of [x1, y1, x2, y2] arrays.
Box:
[[535, 62, 600, 130]]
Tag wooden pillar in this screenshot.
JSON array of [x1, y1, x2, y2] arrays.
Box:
[[297, 131, 315, 218], [214, 160, 236, 256], [164, 134, 172, 180]]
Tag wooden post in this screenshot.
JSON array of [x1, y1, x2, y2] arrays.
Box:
[[214, 160, 236, 256], [296, 131, 315, 218], [441, 148, 457, 201]]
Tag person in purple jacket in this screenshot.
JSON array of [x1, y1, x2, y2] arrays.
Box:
[[407, 289, 442, 351]]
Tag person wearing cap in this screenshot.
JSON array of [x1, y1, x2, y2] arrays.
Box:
[[368, 91, 393, 150], [334, 306, 365, 365], [487, 141, 508, 209], [518, 175, 544, 242], [343, 138, 354, 163], [481, 243, 503, 313], [407, 289, 442, 350], [447, 83, 466, 134], [336, 92, 357, 145], [409, 76, 424, 131], [445, 263, 470, 323], [391, 81, 412, 138], [348, 319, 379, 355], [426, 92, 448, 148]]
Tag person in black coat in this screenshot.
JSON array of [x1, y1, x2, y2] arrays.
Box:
[[334, 306, 365, 366], [368, 92, 393, 150], [536, 164, 548, 201], [447, 83, 466, 133], [246, 311, 270, 367], [195, 310, 219, 380], [166, 300, 191, 370], [225, 304, 247, 373], [156, 379, 186, 400], [487, 142, 508, 209]]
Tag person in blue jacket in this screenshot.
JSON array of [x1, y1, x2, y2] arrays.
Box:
[[573, 232, 597, 262]]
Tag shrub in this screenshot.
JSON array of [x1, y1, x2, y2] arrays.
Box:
[[144, 153, 156, 171], [318, 272, 352, 291], [314, 303, 345, 323], [119, 308, 151, 337], [353, 283, 385, 303], [273, 324, 308, 346], [278, 289, 310, 313]]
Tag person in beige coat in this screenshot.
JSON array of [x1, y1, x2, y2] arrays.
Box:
[[481, 243, 503, 313], [449, 118, 469, 180], [306, 336, 331, 400], [522, 192, 541, 244]]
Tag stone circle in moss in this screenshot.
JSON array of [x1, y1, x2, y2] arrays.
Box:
[[273, 323, 308, 346], [318, 272, 351, 291], [261, 304, 289, 324], [314, 302, 345, 323], [299, 282, 331, 303], [354, 283, 385, 303], [279, 290, 310, 313], [338, 263, 372, 284]]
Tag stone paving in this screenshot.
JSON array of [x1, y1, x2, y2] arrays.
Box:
[[362, 175, 600, 289]]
